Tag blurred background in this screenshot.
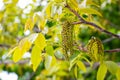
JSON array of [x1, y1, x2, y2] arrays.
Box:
[[0, 0, 120, 80]]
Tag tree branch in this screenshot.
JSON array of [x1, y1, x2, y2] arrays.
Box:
[[77, 45, 120, 53], [104, 48, 120, 53], [65, 4, 120, 39], [0, 44, 10, 48]]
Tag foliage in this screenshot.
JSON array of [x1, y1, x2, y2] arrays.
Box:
[[0, 0, 120, 80]]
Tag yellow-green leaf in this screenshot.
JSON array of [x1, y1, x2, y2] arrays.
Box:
[[7, 47, 17, 56], [97, 63, 107, 80], [45, 55, 56, 69], [38, 19, 46, 30], [74, 66, 77, 78], [34, 33, 46, 50], [86, 0, 100, 7], [79, 8, 102, 17], [13, 47, 21, 62], [24, 18, 34, 31], [33, 14, 39, 24], [105, 61, 119, 75], [45, 2, 52, 18], [77, 60, 86, 72], [13, 40, 31, 62], [116, 67, 120, 80], [31, 45, 42, 71], [68, 0, 78, 11], [45, 45, 54, 56], [26, 33, 38, 43]]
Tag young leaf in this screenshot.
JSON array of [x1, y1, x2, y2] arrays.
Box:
[[86, 0, 100, 7], [45, 2, 52, 18], [7, 47, 17, 56], [105, 61, 119, 75], [34, 33, 46, 50], [74, 66, 77, 78], [38, 19, 46, 30], [31, 45, 42, 71], [79, 8, 102, 17], [68, 0, 78, 11], [97, 63, 107, 80], [24, 18, 34, 31], [45, 55, 56, 70], [13, 47, 21, 62], [116, 67, 120, 80], [45, 45, 54, 56], [77, 60, 86, 72], [13, 40, 31, 62]]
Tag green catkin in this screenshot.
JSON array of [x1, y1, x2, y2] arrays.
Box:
[[87, 37, 104, 62], [61, 21, 74, 59]]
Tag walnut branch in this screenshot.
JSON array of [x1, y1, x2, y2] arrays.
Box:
[[65, 4, 120, 39], [77, 45, 120, 53]]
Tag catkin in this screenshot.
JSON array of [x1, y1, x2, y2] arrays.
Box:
[[61, 21, 74, 59]]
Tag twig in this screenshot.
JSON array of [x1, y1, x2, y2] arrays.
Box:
[[65, 4, 120, 39], [105, 48, 120, 53], [0, 44, 10, 48], [0, 59, 30, 65], [77, 45, 120, 53], [102, 37, 115, 43]]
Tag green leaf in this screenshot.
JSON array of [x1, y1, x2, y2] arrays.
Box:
[[77, 60, 86, 72], [31, 45, 42, 71], [34, 33, 46, 50], [79, 8, 102, 17], [45, 45, 54, 56], [116, 67, 120, 80], [105, 61, 119, 75], [97, 63, 107, 80], [74, 66, 77, 78]]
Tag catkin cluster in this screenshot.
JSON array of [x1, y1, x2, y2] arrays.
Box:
[[87, 37, 104, 62], [61, 21, 74, 58]]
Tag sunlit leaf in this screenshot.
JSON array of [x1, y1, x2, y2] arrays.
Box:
[[34, 33, 46, 50], [31, 45, 42, 71], [13, 47, 21, 62], [7, 47, 17, 56], [116, 67, 120, 80], [38, 19, 46, 30], [45, 45, 54, 56], [68, 0, 78, 11], [26, 33, 38, 43], [105, 61, 119, 75], [33, 13, 39, 24], [45, 55, 56, 69], [24, 18, 34, 31], [77, 60, 86, 72], [97, 63, 107, 80], [74, 66, 77, 78], [79, 8, 102, 17], [86, 0, 100, 7], [56, 71, 68, 76], [13, 39, 31, 62], [45, 2, 52, 18]]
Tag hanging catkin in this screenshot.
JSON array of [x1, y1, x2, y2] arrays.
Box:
[[61, 21, 74, 59]]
